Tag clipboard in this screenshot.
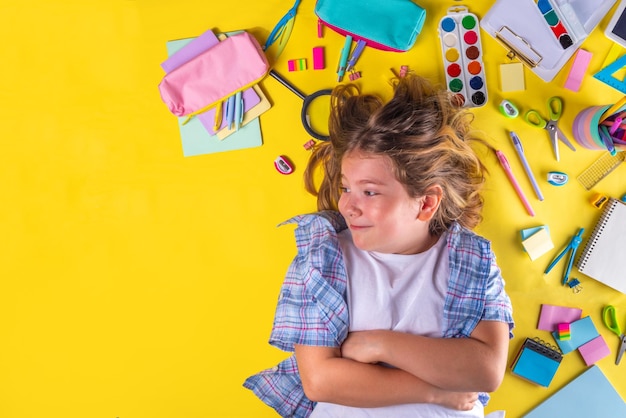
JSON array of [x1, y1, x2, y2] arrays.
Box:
[[481, 0, 617, 82]]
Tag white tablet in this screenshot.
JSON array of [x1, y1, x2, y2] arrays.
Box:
[[605, 0, 626, 48]]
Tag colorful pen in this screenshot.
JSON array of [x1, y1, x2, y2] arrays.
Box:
[[225, 94, 236, 130], [213, 100, 223, 132], [496, 150, 535, 216], [509, 131, 544, 201], [337, 35, 352, 82], [234, 91, 243, 131], [346, 39, 366, 72], [599, 125, 617, 156]]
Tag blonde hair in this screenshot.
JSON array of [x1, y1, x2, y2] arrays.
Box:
[[303, 74, 488, 236]]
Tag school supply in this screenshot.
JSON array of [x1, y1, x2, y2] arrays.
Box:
[[537, 304, 582, 332], [578, 335, 611, 366], [556, 323, 570, 340], [481, 0, 617, 82], [520, 227, 554, 261], [523, 365, 626, 417], [603, 305, 626, 364], [524, 96, 575, 161], [312, 47, 325, 70], [499, 100, 519, 118], [551, 316, 599, 354], [165, 37, 264, 156], [576, 198, 626, 294], [510, 337, 562, 387], [336, 35, 352, 81], [576, 151, 625, 189], [594, 53, 626, 94], [544, 227, 584, 285], [268, 70, 331, 141], [159, 31, 269, 120], [605, 0, 626, 48], [547, 171, 568, 186], [499, 62, 525, 92], [208, 85, 271, 140], [564, 48, 592, 91], [437, 6, 487, 108], [509, 131, 543, 201], [314, 0, 426, 52], [263, 0, 302, 61], [495, 150, 535, 216]]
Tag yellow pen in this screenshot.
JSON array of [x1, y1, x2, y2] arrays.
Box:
[[214, 100, 223, 131]]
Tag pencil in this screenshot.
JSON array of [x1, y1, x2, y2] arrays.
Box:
[[599, 95, 626, 123]]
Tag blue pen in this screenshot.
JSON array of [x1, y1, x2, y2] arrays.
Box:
[[599, 125, 617, 156], [225, 94, 236, 130], [509, 131, 544, 201], [337, 35, 353, 82], [346, 39, 366, 72], [234, 91, 243, 131]]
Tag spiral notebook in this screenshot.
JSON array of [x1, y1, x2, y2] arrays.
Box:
[[511, 337, 562, 387], [575, 198, 626, 294]]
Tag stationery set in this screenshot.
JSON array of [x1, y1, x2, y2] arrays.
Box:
[[159, 30, 270, 156], [481, 0, 617, 81]]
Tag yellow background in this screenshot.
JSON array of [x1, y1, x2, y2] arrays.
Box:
[[2, 0, 626, 417]]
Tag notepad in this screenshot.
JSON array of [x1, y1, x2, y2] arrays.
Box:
[[523, 365, 626, 417], [575, 198, 626, 294], [511, 337, 562, 387]]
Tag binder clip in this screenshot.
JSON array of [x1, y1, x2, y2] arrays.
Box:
[[566, 278, 583, 293], [349, 70, 361, 81]]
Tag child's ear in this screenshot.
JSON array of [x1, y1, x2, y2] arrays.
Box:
[[416, 186, 443, 221]]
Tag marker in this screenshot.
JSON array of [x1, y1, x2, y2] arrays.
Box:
[[496, 150, 535, 216], [346, 39, 366, 72], [337, 35, 352, 82], [509, 131, 544, 200], [234, 91, 243, 131], [225, 94, 236, 130], [599, 124, 617, 155]]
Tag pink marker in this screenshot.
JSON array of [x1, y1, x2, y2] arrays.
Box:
[[496, 150, 535, 216]]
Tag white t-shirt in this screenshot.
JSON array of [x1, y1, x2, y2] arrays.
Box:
[[310, 229, 484, 418]]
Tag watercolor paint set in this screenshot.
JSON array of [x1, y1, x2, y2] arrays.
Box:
[[438, 6, 487, 108]]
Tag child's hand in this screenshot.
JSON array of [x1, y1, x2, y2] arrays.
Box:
[[341, 330, 384, 364], [432, 389, 478, 411]]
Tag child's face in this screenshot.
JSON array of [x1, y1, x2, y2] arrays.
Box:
[[338, 151, 433, 254]]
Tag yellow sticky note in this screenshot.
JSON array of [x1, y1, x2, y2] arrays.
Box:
[[522, 228, 554, 261], [500, 62, 525, 92]]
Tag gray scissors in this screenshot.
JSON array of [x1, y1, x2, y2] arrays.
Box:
[[525, 96, 576, 161]]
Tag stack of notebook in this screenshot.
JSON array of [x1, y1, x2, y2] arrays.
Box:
[[162, 29, 270, 157]]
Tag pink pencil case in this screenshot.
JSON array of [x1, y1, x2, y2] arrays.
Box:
[[158, 31, 269, 118]]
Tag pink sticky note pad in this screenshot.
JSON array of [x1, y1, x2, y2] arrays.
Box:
[[579, 335, 611, 366], [537, 304, 583, 331]]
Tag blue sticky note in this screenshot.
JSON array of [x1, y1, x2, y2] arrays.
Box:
[[520, 225, 549, 241], [552, 316, 599, 354]]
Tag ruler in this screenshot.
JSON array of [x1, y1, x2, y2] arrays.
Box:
[[577, 151, 625, 190], [594, 54, 626, 94]]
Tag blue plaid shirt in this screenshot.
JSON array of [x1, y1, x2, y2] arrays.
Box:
[[244, 211, 514, 417]]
